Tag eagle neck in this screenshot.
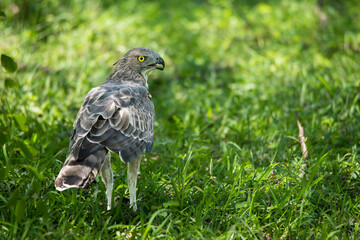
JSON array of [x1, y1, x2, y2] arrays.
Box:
[[105, 66, 147, 88]]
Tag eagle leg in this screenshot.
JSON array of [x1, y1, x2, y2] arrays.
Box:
[[128, 156, 141, 211], [100, 151, 113, 210]]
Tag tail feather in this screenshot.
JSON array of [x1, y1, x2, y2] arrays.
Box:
[[55, 148, 108, 190]]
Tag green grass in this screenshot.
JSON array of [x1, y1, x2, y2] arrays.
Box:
[[1, 0, 360, 239]]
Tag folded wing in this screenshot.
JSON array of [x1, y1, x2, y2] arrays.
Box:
[[69, 83, 155, 164]]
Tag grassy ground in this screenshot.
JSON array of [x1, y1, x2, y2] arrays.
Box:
[[1, 0, 360, 239]]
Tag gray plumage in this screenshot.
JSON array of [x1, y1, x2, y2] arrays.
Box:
[[55, 48, 165, 210]]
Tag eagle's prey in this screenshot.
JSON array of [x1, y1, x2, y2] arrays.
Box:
[[55, 48, 165, 210]]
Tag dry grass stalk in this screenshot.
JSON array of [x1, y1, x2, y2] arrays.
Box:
[[297, 119, 309, 179]]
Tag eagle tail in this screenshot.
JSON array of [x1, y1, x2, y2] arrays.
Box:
[[55, 148, 108, 191]]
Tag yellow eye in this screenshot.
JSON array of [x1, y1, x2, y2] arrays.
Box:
[[138, 56, 145, 62]]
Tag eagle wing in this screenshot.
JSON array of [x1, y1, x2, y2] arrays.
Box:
[[68, 83, 154, 163]]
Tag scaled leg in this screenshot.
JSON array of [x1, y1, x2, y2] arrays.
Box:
[[100, 152, 113, 210], [128, 156, 141, 211]]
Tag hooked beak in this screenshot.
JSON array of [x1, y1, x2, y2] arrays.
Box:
[[149, 57, 165, 71], [156, 57, 165, 70]]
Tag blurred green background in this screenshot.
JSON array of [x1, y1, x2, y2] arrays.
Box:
[[1, 0, 360, 239]]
